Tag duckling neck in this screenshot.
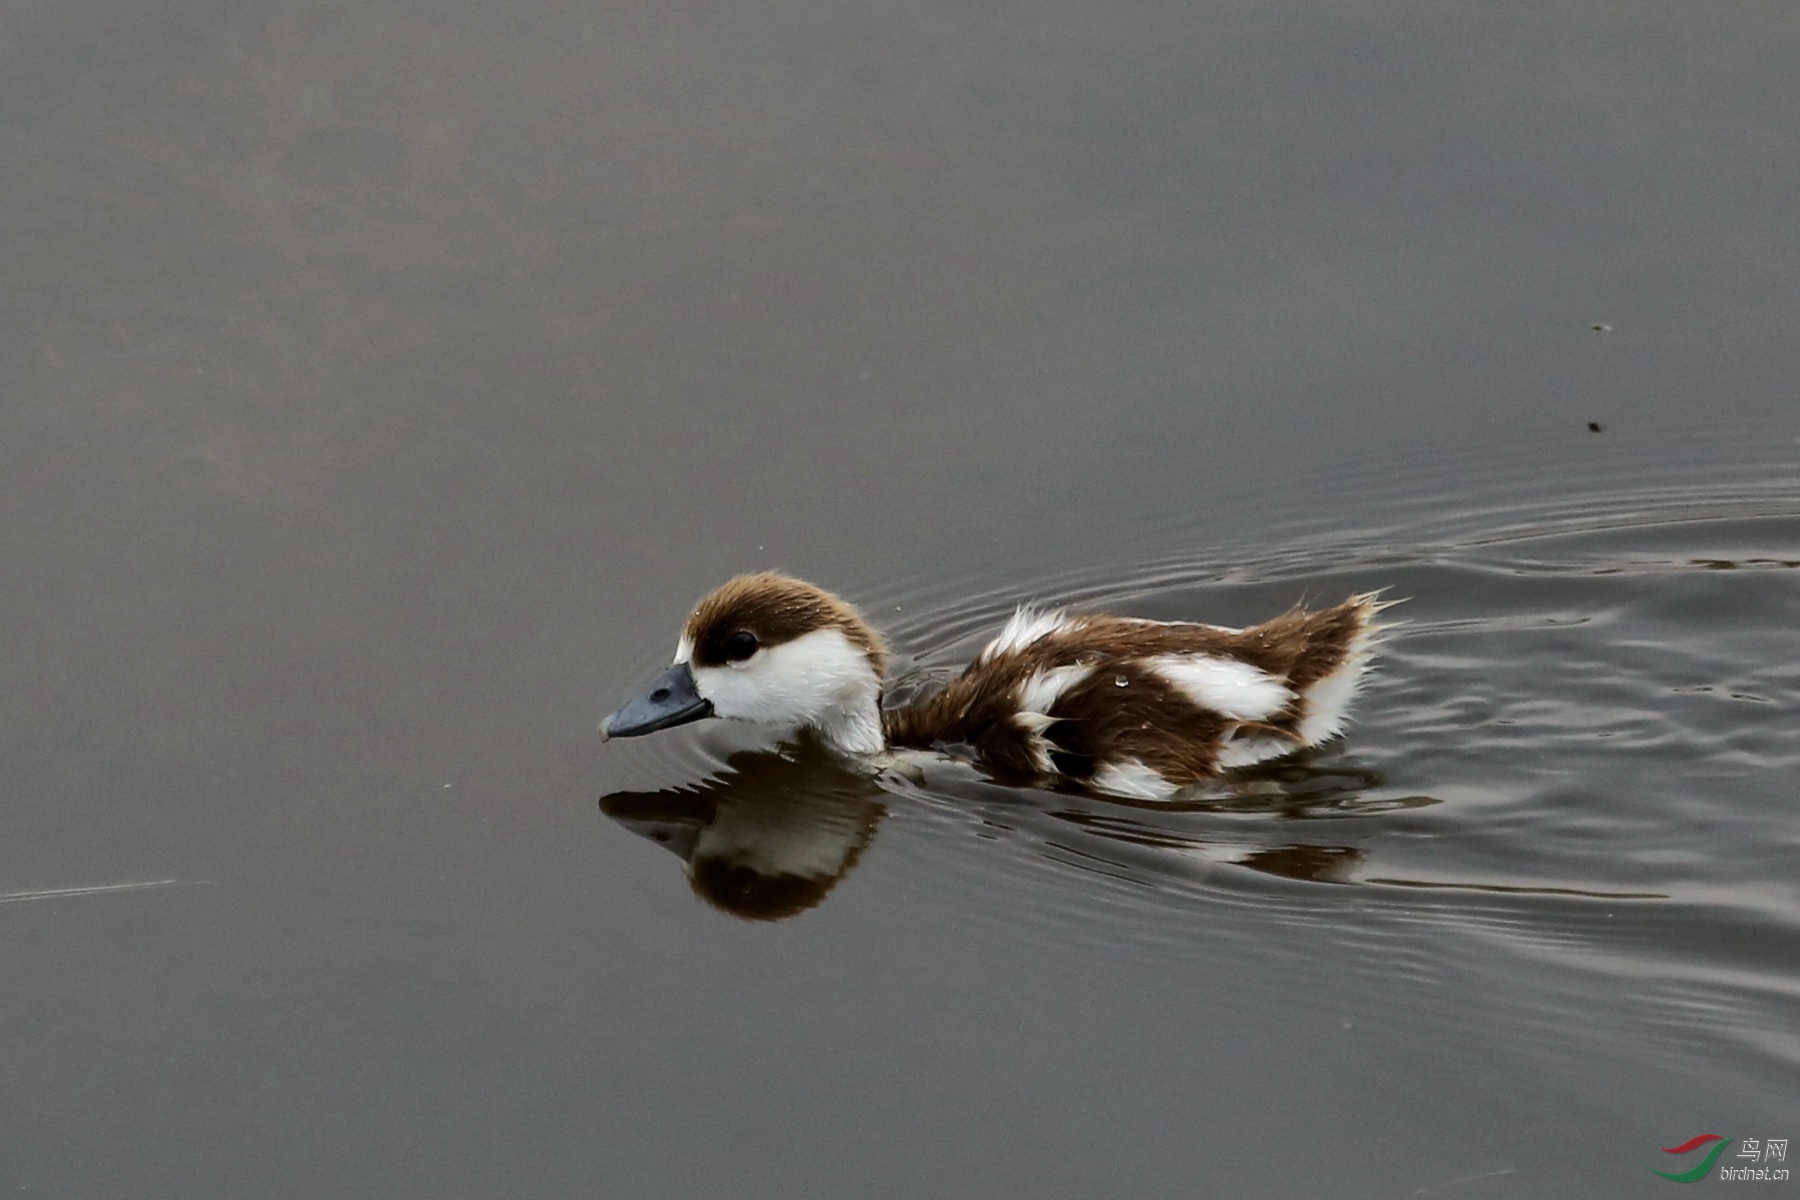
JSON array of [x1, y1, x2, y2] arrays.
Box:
[[812, 691, 887, 756]]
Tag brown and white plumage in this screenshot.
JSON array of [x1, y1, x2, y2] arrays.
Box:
[[602, 572, 1395, 801]]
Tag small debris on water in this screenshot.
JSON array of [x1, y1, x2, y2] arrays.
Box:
[[1590, 323, 1612, 332], [1587, 421, 1604, 433]]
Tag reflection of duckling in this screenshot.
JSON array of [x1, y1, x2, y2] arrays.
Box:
[[599, 751, 886, 921], [1235, 843, 1364, 884], [602, 573, 1396, 800]]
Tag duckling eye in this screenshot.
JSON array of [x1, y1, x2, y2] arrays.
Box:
[[720, 630, 759, 662]]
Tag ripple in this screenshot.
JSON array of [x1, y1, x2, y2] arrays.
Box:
[[597, 471, 1799, 1077]]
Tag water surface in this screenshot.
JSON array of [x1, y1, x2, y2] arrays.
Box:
[[3, 1, 1797, 1195]]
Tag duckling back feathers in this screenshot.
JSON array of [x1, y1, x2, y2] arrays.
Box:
[[882, 600, 1387, 799]]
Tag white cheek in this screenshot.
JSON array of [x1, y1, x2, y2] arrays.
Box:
[[690, 627, 879, 728], [690, 662, 762, 719], [674, 634, 694, 665]]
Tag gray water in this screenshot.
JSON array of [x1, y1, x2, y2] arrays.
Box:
[[4, 2, 1797, 1196]]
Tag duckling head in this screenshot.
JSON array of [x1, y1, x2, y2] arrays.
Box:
[[602, 573, 889, 755]]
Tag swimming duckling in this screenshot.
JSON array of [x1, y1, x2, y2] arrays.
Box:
[[601, 573, 1394, 800]]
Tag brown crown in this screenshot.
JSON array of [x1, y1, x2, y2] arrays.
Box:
[[685, 573, 888, 673]]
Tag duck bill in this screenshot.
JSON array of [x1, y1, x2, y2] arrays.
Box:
[[601, 662, 715, 739]]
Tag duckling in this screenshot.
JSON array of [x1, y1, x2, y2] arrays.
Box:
[[601, 573, 1395, 801]]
